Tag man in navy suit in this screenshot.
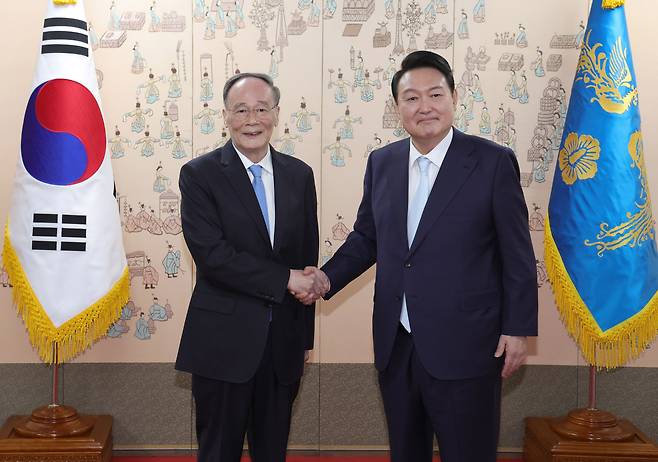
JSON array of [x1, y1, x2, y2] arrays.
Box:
[[304, 51, 538, 462], [175, 73, 325, 462]]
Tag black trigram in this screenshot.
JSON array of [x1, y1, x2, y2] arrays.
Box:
[[41, 17, 89, 57], [32, 213, 87, 252]]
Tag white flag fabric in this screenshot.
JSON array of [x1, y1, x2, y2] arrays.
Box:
[[2, 0, 129, 363]]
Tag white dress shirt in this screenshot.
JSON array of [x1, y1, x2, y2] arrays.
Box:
[[401, 128, 453, 332], [234, 143, 276, 247]]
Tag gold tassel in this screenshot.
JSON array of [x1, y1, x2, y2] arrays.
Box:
[[544, 215, 658, 369], [3, 224, 129, 364], [53, 0, 77, 5], [602, 0, 625, 9]]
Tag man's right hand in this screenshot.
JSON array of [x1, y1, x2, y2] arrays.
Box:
[[287, 267, 330, 305]]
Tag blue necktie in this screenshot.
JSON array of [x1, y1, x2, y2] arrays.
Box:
[[407, 156, 431, 246], [401, 156, 432, 332], [249, 164, 272, 321], [248, 165, 270, 237]]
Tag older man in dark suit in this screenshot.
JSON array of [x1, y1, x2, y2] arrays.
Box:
[[304, 51, 538, 462], [175, 73, 324, 462]]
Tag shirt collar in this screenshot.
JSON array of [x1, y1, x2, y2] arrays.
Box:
[[233, 142, 273, 175], [408, 127, 454, 168]]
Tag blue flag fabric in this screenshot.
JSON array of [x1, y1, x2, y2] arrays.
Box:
[[545, 0, 658, 368]]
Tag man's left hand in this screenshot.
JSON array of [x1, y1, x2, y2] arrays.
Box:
[[292, 267, 330, 305], [494, 335, 527, 378]]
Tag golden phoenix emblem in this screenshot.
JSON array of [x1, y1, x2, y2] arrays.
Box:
[[585, 131, 655, 256], [576, 30, 638, 114]]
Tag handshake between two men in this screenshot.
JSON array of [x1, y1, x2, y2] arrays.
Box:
[[287, 267, 330, 305]]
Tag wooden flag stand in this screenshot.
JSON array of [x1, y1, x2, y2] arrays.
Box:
[[0, 346, 113, 462], [524, 366, 658, 461]]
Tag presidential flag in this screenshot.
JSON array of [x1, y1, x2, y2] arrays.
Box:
[[545, 0, 658, 368], [2, 0, 129, 364]]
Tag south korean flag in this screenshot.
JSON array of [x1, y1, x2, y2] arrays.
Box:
[[3, 0, 129, 364]]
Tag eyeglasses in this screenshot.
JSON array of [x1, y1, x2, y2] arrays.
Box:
[[229, 105, 278, 121]]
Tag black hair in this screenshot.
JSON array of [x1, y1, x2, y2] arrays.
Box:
[[390, 50, 455, 102], [222, 72, 281, 107]]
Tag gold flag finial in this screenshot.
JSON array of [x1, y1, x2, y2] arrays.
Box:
[[602, 0, 625, 9], [53, 0, 77, 5]]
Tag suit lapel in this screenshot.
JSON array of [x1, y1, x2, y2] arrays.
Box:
[[219, 141, 271, 246], [390, 138, 410, 249], [408, 130, 477, 255], [271, 149, 291, 254]]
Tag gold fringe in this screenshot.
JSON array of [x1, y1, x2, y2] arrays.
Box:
[[2, 224, 129, 364], [53, 0, 77, 5], [544, 215, 658, 369], [602, 0, 625, 9]]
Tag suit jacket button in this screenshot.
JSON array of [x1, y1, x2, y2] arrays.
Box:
[[404, 262, 411, 268]]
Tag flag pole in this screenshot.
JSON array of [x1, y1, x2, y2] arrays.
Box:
[[12, 344, 93, 438], [526, 364, 658, 459], [549, 358, 631, 441], [588, 365, 596, 410], [51, 344, 59, 407]]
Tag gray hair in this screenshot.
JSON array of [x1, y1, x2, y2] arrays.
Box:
[[222, 72, 281, 107]]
